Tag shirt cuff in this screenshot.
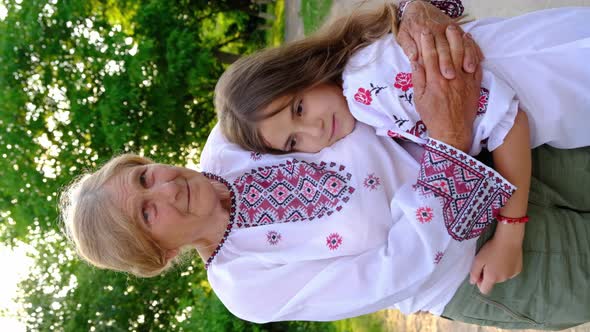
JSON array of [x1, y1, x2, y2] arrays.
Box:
[[416, 138, 516, 241]]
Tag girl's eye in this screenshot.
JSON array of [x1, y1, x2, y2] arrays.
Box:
[[296, 101, 303, 116]]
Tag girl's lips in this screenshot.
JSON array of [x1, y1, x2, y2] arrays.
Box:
[[330, 114, 336, 141]]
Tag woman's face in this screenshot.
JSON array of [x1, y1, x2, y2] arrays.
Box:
[[257, 83, 356, 153], [104, 163, 229, 251]]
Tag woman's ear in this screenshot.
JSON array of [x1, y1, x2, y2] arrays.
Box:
[[165, 248, 179, 262]]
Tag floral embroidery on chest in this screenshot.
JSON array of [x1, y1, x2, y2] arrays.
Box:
[[232, 159, 355, 228], [250, 151, 262, 161], [363, 173, 381, 190]]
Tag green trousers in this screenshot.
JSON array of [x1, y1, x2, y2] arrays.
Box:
[[442, 145, 590, 330]]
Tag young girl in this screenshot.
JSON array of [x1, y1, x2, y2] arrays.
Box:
[[215, 3, 590, 295]]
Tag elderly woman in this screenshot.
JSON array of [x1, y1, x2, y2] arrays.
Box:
[[61, 1, 590, 331]]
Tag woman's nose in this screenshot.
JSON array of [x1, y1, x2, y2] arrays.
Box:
[[150, 180, 181, 202]]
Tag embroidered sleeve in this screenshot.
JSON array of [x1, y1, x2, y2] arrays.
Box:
[[398, 0, 464, 20], [416, 138, 515, 241]]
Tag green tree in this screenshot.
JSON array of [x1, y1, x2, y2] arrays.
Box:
[[0, 0, 295, 330]]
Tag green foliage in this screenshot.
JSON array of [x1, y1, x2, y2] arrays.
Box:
[[301, 0, 333, 35], [0, 0, 301, 331]]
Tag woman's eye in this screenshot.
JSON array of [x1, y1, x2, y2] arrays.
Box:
[[141, 208, 150, 224], [139, 170, 148, 187]]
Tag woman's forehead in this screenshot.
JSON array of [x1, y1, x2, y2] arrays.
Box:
[[104, 166, 141, 221]]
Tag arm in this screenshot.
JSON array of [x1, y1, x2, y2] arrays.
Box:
[[397, 0, 483, 79], [469, 110, 531, 294]]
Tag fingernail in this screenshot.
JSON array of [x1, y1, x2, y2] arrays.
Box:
[[466, 32, 473, 39], [468, 63, 475, 71], [411, 61, 418, 70], [445, 68, 455, 77], [447, 25, 457, 31]]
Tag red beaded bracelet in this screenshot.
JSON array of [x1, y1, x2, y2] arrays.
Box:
[[497, 215, 529, 224]]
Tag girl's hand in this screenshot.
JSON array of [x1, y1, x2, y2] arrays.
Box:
[[411, 26, 482, 151], [469, 230, 524, 295], [397, 0, 483, 79]]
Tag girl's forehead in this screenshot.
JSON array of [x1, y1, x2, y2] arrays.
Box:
[[261, 94, 295, 118]]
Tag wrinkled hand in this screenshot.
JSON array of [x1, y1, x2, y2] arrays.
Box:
[[397, 0, 483, 79], [411, 26, 482, 151], [469, 235, 523, 295]]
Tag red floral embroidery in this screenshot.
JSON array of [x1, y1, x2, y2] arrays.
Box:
[[326, 233, 343, 250], [363, 173, 381, 190], [394, 72, 413, 92], [250, 152, 262, 161], [434, 251, 444, 264], [393, 72, 414, 105], [266, 231, 281, 245], [416, 206, 434, 223], [387, 130, 403, 139], [477, 88, 489, 116], [354, 88, 373, 105], [407, 120, 427, 139]]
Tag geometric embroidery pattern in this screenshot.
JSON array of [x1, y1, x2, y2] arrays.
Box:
[[416, 139, 515, 241], [415, 206, 434, 223], [233, 159, 355, 228], [266, 231, 282, 245], [363, 173, 381, 190], [326, 233, 343, 250]]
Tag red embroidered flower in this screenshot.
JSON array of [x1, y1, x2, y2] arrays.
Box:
[[478, 88, 489, 116], [394, 72, 413, 92], [266, 231, 281, 245], [363, 173, 381, 190], [387, 130, 403, 139], [326, 233, 343, 250], [354, 88, 372, 105], [250, 151, 262, 161], [407, 120, 427, 139], [416, 206, 434, 223], [434, 251, 444, 264]]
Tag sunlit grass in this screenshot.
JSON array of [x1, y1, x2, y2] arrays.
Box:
[[330, 311, 390, 332], [266, 0, 285, 46]]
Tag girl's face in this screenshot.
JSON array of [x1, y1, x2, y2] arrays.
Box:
[[104, 163, 229, 251], [257, 83, 356, 153]]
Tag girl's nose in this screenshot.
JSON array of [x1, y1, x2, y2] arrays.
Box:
[[300, 118, 324, 138]]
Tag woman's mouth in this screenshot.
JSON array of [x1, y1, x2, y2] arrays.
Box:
[[186, 179, 191, 213]]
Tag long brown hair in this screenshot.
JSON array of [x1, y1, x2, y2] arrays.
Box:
[[215, 2, 398, 153]]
